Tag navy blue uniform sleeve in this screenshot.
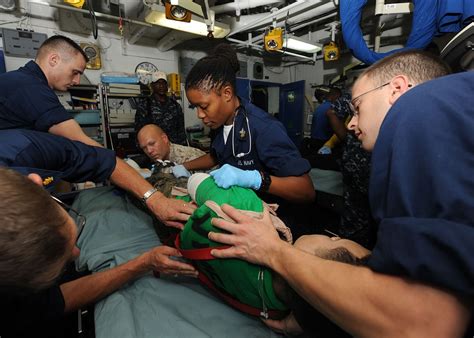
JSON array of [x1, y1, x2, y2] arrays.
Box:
[[1, 285, 65, 337], [0, 130, 116, 183], [256, 120, 311, 177], [369, 218, 474, 297], [368, 73, 474, 298], [7, 82, 72, 131]]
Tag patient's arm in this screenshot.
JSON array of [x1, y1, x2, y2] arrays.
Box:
[[182, 153, 217, 171], [209, 205, 472, 338], [268, 174, 315, 203], [60, 246, 198, 312]]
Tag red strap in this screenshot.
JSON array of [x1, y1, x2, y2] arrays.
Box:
[[198, 269, 286, 319], [175, 235, 230, 260], [175, 236, 287, 319]]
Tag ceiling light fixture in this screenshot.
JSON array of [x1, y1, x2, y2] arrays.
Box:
[[264, 27, 283, 52], [323, 41, 340, 61], [145, 4, 229, 38], [323, 22, 340, 61], [165, 3, 192, 22], [283, 35, 322, 53]]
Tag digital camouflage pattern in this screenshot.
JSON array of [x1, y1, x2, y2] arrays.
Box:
[[169, 143, 205, 164], [340, 133, 376, 249], [135, 96, 187, 145], [130, 168, 189, 245]]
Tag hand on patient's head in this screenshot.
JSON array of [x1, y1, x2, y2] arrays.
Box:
[[209, 204, 283, 266]]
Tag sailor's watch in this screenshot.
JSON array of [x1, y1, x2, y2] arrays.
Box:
[[258, 171, 271, 193], [142, 187, 158, 204]]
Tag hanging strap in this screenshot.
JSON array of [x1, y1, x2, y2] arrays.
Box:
[[175, 235, 287, 319]]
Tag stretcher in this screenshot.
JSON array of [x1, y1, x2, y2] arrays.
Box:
[[73, 186, 280, 338]]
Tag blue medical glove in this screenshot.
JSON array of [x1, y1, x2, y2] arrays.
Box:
[[317, 146, 332, 155], [172, 164, 191, 178], [210, 164, 261, 190]]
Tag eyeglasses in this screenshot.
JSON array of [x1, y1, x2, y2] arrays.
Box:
[[349, 82, 390, 117], [349, 82, 413, 116], [50, 195, 87, 239]]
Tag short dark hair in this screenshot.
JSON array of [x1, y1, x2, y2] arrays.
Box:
[[185, 43, 240, 94], [314, 86, 329, 103], [0, 168, 69, 291], [362, 49, 451, 86], [322, 247, 370, 266], [37, 35, 88, 62]]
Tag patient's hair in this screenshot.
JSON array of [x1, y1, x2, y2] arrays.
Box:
[[0, 168, 69, 292], [321, 247, 370, 266], [361, 50, 451, 86], [36, 35, 88, 62], [185, 43, 240, 94]]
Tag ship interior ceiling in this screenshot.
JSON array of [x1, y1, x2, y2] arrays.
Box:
[[1, 0, 474, 337], [52, 0, 345, 58]]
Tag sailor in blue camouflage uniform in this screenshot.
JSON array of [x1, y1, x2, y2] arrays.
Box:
[[134, 71, 187, 145]]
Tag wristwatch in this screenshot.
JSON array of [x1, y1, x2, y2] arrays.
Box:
[[142, 187, 158, 204], [258, 171, 271, 193]]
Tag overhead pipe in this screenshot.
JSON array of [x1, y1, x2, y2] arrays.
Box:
[[278, 2, 336, 31], [227, 0, 308, 37], [249, 11, 338, 46], [211, 0, 284, 15], [290, 12, 338, 32], [226, 2, 337, 61], [33, 1, 152, 27], [227, 0, 336, 37], [232, 4, 337, 44]]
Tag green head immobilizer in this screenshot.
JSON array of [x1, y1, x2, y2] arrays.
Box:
[[176, 173, 288, 319]]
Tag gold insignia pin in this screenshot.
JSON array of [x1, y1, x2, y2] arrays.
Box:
[[42, 176, 54, 186], [239, 128, 246, 139]]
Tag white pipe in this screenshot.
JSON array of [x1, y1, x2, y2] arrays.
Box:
[[223, 13, 270, 30], [36, 1, 152, 27], [228, 0, 307, 37], [375, 0, 385, 16], [228, 1, 336, 37], [291, 12, 338, 32], [223, 3, 334, 34], [212, 0, 284, 14], [282, 3, 336, 28], [374, 16, 382, 52]]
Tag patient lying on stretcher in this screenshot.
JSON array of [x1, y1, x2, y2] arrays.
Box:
[[178, 173, 370, 334]]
